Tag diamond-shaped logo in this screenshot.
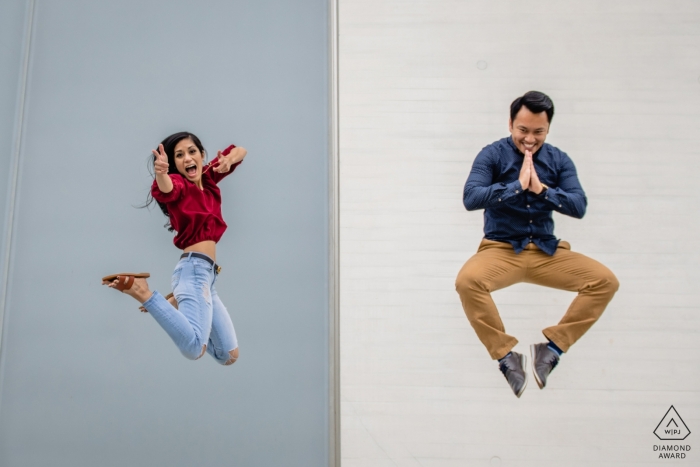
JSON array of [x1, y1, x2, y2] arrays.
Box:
[[654, 406, 691, 440]]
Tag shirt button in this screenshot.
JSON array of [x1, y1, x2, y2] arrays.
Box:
[[527, 205, 530, 208], [545, 196, 548, 199], [529, 236, 533, 239], [558, 204, 562, 207], [529, 220, 533, 223], [515, 190, 519, 193], [498, 198, 502, 202]]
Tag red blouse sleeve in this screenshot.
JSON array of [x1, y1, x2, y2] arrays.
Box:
[[151, 174, 185, 204], [205, 144, 242, 185]]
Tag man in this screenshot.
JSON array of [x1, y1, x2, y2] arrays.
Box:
[[455, 91, 619, 397]]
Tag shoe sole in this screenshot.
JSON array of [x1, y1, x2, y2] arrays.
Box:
[[102, 272, 150, 282], [516, 353, 528, 398], [530, 344, 545, 389]]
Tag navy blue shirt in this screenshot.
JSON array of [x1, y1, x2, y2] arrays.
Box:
[[463, 137, 587, 255]]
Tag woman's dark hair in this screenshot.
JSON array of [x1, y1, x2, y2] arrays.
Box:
[[141, 131, 206, 231], [510, 91, 555, 123]]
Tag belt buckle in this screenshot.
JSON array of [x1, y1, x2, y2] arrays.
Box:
[[215, 265, 222, 274]]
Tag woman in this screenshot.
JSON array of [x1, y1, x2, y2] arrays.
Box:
[[102, 132, 247, 365]]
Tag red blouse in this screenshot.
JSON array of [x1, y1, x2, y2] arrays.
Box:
[[151, 145, 241, 250]]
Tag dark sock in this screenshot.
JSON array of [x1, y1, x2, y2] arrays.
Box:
[[547, 340, 563, 356], [498, 351, 512, 362]]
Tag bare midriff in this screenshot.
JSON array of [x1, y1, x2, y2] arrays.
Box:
[[183, 240, 217, 262]]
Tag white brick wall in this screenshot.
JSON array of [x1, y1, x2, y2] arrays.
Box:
[[340, 1, 700, 465]]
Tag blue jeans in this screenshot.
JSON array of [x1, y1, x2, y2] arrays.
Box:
[[142, 253, 238, 364]]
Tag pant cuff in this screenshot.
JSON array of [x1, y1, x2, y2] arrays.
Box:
[[141, 290, 164, 312], [488, 338, 518, 360], [542, 329, 570, 353]]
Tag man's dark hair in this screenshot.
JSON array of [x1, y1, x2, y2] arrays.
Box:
[[510, 91, 554, 123]]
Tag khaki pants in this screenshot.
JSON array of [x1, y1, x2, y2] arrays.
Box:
[[455, 239, 619, 360]]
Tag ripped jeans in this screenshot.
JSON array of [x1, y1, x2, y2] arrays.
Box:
[[142, 253, 238, 364]]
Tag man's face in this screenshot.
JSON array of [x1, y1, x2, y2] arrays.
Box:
[[508, 107, 550, 155]]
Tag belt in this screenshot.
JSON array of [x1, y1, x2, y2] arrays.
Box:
[[181, 252, 222, 274]]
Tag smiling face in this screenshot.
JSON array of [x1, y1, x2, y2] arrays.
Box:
[[173, 138, 205, 185], [509, 106, 550, 155]]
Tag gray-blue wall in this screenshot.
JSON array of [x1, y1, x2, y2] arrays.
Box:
[[0, 1, 332, 466]]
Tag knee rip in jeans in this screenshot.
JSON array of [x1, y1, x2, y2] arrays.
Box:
[[224, 348, 239, 366], [196, 344, 207, 360]]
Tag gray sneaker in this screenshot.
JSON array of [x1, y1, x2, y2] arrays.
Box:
[[498, 351, 528, 398], [530, 343, 560, 389]]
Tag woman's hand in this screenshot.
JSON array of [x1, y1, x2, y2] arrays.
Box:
[[152, 144, 169, 174], [214, 147, 247, 173], [152, 143, 173, 193]]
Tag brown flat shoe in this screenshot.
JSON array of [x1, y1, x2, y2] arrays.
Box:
[[102, 272, 150, 292]]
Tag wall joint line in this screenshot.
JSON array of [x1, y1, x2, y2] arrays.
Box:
[[0, 0, 36, 365]]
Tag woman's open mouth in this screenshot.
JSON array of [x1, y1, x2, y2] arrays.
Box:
[[185, 164, 198, 177]]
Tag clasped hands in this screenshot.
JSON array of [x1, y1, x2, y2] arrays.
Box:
[[518, 150, 544, 195]]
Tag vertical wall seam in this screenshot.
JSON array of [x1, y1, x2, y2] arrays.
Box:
[[328, 0, 340, 465], [0, 0, 36, 364]]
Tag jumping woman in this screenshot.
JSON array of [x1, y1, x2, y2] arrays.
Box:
[[102, 132, 247, 365]]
